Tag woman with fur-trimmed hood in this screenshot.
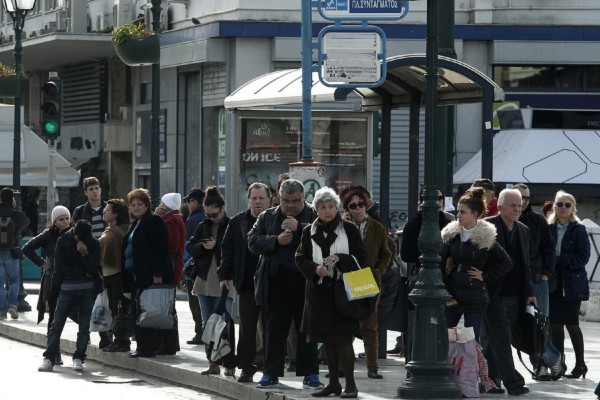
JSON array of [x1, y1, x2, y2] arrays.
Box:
[[440, 188, 512, 342]]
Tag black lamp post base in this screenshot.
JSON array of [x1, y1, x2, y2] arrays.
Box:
[[398, 361, 462, 399]]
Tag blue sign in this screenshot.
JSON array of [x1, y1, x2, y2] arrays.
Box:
[[319, 0, 409, 21]]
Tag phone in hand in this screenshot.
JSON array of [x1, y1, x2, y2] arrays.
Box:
[[200, 238, 211, 243]]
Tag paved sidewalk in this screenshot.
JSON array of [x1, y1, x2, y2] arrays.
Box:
[[0, 282, 598, 399]]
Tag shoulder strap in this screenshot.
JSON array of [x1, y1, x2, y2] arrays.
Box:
[[517, 350, 539, 376]]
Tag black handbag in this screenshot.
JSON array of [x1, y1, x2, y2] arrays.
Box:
[[183, 258, 198, 280], [562, 269, 590, 301], [334, 281, 372, 320], [512, 305, 548, 357]]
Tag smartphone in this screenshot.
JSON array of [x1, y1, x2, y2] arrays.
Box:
[[200, 238, 211, 243]]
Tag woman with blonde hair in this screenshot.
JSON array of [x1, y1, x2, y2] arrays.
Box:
[[547, 190, 590, 379]]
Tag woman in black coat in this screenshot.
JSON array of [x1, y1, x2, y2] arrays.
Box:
[[440, 188, 512, 343], [122, 188, 176, 358], [296, 187, 368, 399], [548, 190, 591, 379]]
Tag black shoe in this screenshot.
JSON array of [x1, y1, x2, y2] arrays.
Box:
[[98, 339, 113, 350], [487, 387, 505, 394], [367, 370, 383, 379], [357, 352, 366, 359], [386, 344, 403, 355], [340, 388, 358, 398], [186, 335, 203, 345], [311, 383, 342, 397], [103, 343, 130, 353], [507, 386, 529, 396], [237, 371, 254, 383], [565, 364, 588, 379], [287, 361, 296, 372], [129, 351, 155, 358]]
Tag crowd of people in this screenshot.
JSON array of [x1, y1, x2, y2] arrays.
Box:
[[0, 174, 594, 398]]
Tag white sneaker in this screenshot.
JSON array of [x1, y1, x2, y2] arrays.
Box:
[[73, 358, 84, 371], [38, 358, 53, 372], [7, 306, 18, 320]]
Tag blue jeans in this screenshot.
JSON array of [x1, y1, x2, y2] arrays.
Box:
[[530, 279, 560, 369], [0, 250, 20, 314], [44, 288, 96, 364], [445, 308, 484, 343], [198, 295, 232, 326]]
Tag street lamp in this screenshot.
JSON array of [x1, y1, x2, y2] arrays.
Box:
[[149, 0, 161, 208], [3, 0, 36, 208], [3, 0, 36, 314]]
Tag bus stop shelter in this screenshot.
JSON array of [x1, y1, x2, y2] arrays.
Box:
[[225, 54, 505, 227]]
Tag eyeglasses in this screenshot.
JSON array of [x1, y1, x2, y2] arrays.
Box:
[[555, 202, 572, 209], [348, 202, 366, 210], [521, 196, 531, 201], [205, 210, 221, 218]]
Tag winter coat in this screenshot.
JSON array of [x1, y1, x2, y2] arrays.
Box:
[[121, 211, 173, 294], [295, 218, 368, 343], [218, 209, 255, 292], [99, 223, 129, 277], [162, 210, 186, 283], [360, 217, 392, 287], [186, 215, 230, 280], [401, 210, 452, 267], [549, 221, 590, 294], [440, 220, 513, 312], [519, 206, 556, 282]]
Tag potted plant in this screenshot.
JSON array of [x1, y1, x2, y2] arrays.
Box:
[[0, 62, 18, 97], [112, 23, 160, 66]]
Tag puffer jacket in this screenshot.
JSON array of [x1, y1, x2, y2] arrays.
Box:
[[440, 220, 512, 312], [549, 221, 590, 294]]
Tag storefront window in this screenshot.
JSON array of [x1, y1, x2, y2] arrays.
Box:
[[493, 65, 600, 92], [202, 107, 226, 194]]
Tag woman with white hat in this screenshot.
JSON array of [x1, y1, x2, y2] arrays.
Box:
[[22, 205, 72, 365]]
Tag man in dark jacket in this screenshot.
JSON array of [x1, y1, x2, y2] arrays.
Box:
[[38, 220, 101, 372], [248, 179, 322, 390], [485, 189, 536, 396], [218, 182, 271, 383], [72, 177, 106, 239], [514, 183, 562, 380]]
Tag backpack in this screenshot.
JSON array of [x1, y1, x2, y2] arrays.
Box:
[[0, 215, 16, 249]]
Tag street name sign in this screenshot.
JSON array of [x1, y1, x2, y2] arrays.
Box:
[[318, 0, 410, 21]]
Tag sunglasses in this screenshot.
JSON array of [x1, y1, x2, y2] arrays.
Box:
[[348, 202, 366, 210], [205, 210, 222, 218], [555, 202, 572, 209]]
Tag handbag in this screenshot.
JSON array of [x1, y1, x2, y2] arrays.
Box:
[[201, 288, 237, 369], [183, 258, 198, 280], [334, 282, 372, 320], [137, 284, 176, 329], [512, 305, 548, 357], [562, 269, 590, 301], [90, 289, 112, 333], [342, 266, 380, 301], [448, 327, 494, 397]]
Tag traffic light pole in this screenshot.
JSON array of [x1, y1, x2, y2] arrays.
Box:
[[150, 0, 162, 208], [10, 8, 26, 209]]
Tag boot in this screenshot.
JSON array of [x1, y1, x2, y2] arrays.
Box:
[[201, 361, 220, 375]]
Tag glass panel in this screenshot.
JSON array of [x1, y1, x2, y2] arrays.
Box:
[[183, 73, 201, 192], [202, 106, 223, 193], [493, 66, 582, 91], [587, 67, 600, 90]]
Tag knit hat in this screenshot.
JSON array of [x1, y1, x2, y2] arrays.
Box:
[[161, 193, 182, 211], [51, 205, 70, 225]]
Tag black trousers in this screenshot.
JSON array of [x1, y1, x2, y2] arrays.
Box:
[[263, 269, 319, 378], [237, 287, 263, 373], [483, 294, 525, 390]]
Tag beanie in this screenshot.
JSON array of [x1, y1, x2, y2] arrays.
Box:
[[161, 193, 182, 211], [51, 205, 70, 225]]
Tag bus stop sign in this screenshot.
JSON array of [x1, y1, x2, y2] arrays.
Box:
[[319, 0, 410, 21]]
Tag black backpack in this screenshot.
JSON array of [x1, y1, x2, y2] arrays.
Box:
[[0, 215, 16, 250]]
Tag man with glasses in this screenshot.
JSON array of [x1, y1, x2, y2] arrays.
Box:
[[485, 189, 536, 396], [514, 183, 562, 381], [248, 179, 323, 390], [182, 188, 206, 345]]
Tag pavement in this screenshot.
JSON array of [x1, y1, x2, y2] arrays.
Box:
[[0, 282, 599, 400]]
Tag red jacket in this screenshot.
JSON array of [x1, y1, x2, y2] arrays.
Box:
[[162, 210, 186, 283]]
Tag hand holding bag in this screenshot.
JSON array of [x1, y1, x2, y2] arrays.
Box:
[[333, 256, 377, 320], [137, 284, 176, 329], [201, 288, 237, 369]]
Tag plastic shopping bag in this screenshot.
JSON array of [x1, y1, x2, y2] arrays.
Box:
[[137, 284, 176, 329], [90, 289, 112, 333]]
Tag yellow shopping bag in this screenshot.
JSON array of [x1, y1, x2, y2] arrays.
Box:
[[342, 267, 380, 301]]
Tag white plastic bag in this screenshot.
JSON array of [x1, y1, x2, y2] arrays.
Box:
[[137, 284, 176, 329], [90, 289, 112, 332]]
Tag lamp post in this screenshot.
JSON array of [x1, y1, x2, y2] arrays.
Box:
[[3, 0, 36, 314], [149, 0, 161, 207], [397, 0, 461, 397], [3, 0, 36, 208]]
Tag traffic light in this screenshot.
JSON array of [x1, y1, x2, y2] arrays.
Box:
[[41, 77, 62, 139]]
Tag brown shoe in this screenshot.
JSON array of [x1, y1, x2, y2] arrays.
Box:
[[200, 362, 220, 375]]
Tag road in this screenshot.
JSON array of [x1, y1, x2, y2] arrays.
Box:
[[0, 334, 229, 400]]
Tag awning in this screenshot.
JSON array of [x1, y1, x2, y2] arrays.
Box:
[[0, 106, 79, 187], [453, 129, 600, 184], [225, 54, 505, 110]]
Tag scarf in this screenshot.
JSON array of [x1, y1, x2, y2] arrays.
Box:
[[311, 214, 349, 284]]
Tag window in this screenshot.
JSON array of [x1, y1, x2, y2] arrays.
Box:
[[494, 65, 600, 92]]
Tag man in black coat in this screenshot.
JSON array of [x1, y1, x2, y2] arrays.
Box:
[[248, 179, 322, 390], [514, 183, 562, 380], [218, 182, 271, 383], [485, 189, 536, 396]]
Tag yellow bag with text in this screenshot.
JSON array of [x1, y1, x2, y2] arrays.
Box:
[[342, 267, 380, 301]]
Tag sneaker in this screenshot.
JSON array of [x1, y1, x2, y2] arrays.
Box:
[[73, 358, 84, 371], [533, 367, 551, 381], [7, 306, 17, 320], [255, 374, 280, 388], [303, 374, 324, 390], [38, 358, 53, 372], [550, 359, 564, 381]]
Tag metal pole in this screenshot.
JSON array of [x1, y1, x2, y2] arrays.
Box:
[[398, 0, 461, 396], [11, 10, 24, 209], [150, 0, 162, 207], [301, 0, 312, 160], [47, 139, 56, 217]]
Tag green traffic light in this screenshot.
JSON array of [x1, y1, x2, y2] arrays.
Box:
[[43, 120, 59, 136]]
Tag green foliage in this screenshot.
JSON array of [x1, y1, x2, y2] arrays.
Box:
[[111, 23, 153, 46], [0, 62, 15, 77]]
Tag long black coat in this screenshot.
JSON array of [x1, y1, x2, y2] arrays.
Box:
[[121, 211, 173, 293], [295, 218, 368, 343], [218, 209, 254, 291]]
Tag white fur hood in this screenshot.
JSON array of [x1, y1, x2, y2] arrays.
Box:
[[441, 219, 497, 250]]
